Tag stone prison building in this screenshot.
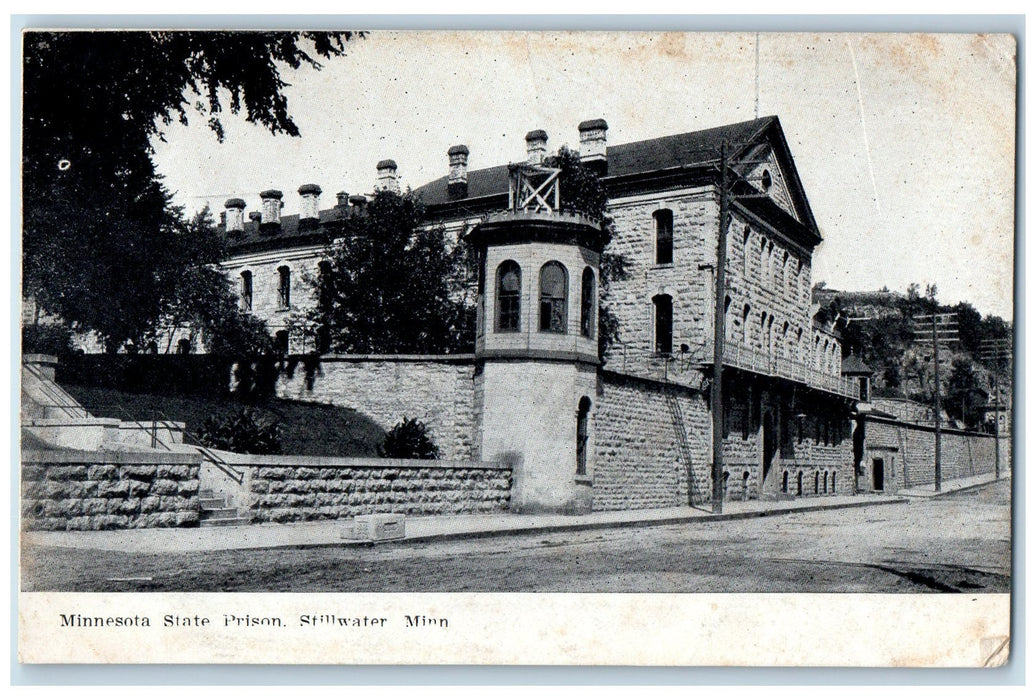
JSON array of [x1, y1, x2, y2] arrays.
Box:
[[25, 115, 1004, 528], [215, 115, 861, 514]]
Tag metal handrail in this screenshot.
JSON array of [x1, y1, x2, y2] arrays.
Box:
[[22, 363, 90, 419]]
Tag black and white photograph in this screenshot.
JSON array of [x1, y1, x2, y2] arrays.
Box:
[[16, 27, 1016, 666]]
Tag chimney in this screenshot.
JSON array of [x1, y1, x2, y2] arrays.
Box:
[[349, 194, 368, 216], [578, 118, 608, 175], [224, 198, 246, 234], [259, 189, 283, 232], [336, 191, 349, 207], [525, 130, 548, 165], [447, 145, 469, 200], [298, 184, 321, 222], [376, 159, 400, 194], [249, 211, 261, 224]]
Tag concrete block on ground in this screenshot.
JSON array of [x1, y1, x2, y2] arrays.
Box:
[[346, 513, 406, 542]]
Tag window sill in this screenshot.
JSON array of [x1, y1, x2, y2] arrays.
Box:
[[575, 476, 593, 486], [651, 263, 675, 270]]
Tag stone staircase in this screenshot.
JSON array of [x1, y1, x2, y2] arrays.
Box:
[[198, 489, 249, 527]]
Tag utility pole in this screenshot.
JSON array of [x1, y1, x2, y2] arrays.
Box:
[[912, 304, 958, 493], [712, 141, 730, 513], [979, 337, 1011, 480], [932, 312, 942, 492]]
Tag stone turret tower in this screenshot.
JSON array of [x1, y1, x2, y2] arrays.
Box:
[[469, 150, 605, 514]]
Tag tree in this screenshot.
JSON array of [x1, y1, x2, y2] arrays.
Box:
[[945, 359, 988, 429], [311, 189, 471, 354], [546, 146, 630, 359], [22, 31, 360, 351]]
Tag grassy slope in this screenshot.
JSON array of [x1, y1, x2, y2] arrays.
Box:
[[63, 384, 385, 457]]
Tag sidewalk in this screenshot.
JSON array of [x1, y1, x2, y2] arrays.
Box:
[[22, 472, 1005, 554]]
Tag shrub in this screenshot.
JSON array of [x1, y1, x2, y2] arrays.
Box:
[[198, 408, 282, 455], [23, 323, 74, 357], [380, 417, 440, 459]]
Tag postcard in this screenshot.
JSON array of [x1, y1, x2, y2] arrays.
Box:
[[17, 28, 1015, 668]]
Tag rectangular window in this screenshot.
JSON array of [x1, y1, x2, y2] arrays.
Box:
[[654, 210, 673, 265], [240, 271, 253, 312], [654, 295, 673, 355], [278, 266, 291, 309]]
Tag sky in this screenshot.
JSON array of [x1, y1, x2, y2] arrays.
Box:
[[150, 30, 1017, 320]]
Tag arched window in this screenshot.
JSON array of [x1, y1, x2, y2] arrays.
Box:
[[654, 209, 673, 265], [796, 472, 803, 496], [539, 262, 568, 333], [576, 397, 592, 476], [275, 330, 289, 356], [496, 261, 521, 332], [240, 271, 253, 312], [782, 471, 789, 493], [831, 472, 837, 494], [653, 294, 673, 355], [742, 304, 752, 346], [580, 268, 596, 338], [176, 338, 191, 355], [814, 472, 820, 494], [277, 266, 291, 309]]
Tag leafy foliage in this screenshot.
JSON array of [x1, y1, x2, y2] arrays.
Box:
[[22, 322, 75, 357], [199, 408, 283, 455], [380, 417, 441, 459], [309, 189, 472, 354], [824, 283, 1011, 428], [22, 31, 359, 352], [547, 146, 631, 360]]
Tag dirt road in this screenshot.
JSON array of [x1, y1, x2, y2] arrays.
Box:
[[22, 480, 1011, 593]]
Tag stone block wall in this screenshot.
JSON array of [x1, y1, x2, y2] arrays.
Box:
[[863, 417, 1007, 493], [21, 449, 201, 530], [604, 191, 715, 382], [236, 456, 511, 523], [593, 371, 712, 510], [275, 355, 478, 461]]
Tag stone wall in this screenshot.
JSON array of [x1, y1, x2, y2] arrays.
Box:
[[592, 370, 855, 510], [593, 371, 712, 510], [861, 417, 1008, 493], [275, 355, 478, 461], [22, 449, 202, 530], [229, 455, 511, 523]]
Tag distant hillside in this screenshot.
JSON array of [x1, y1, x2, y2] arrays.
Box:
[[63, 384, 386, 457], [812, 284, 1012, 430]]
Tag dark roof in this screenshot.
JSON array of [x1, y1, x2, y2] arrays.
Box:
[[841, 354, 874, 376], [412, 116, 778, 208], [226, 115, 820, 255]]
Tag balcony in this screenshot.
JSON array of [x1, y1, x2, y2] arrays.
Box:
[[699, 338, 860, 400]]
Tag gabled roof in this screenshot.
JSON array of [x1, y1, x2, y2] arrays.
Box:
[[225, 115, 821, 254]]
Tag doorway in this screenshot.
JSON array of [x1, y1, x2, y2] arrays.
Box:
[[762, 412, 777, 482], [872, 457, 885, 491]]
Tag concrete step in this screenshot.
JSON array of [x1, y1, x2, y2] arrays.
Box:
[[200, 507, 240, 520], [199, 517, 250, 527], [199, 498, 227, 510]]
